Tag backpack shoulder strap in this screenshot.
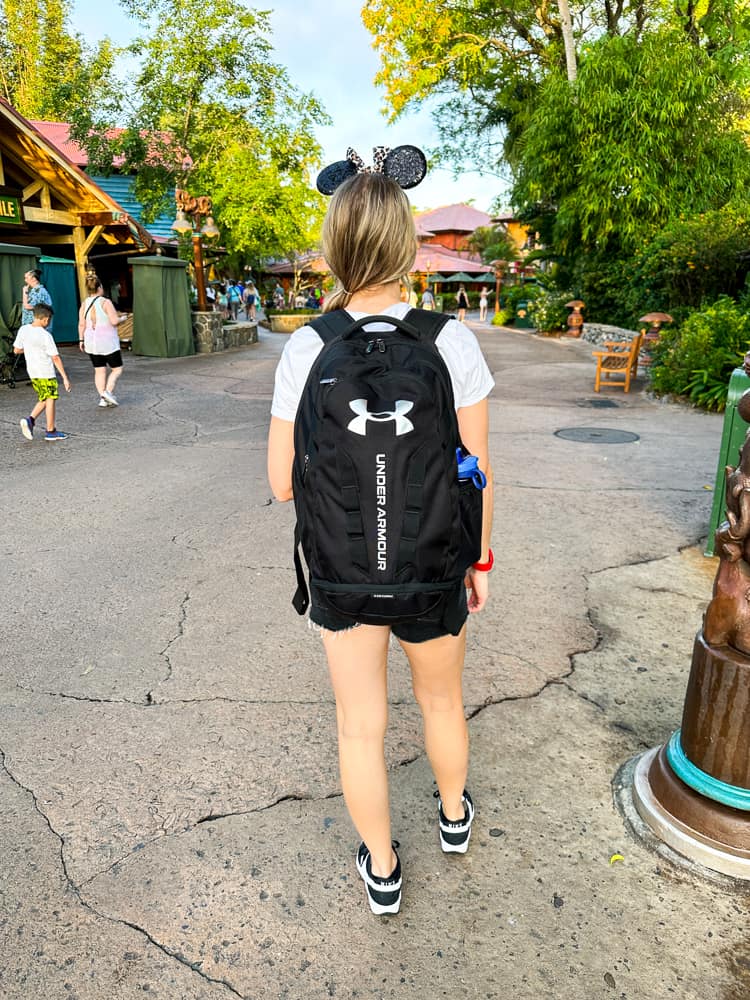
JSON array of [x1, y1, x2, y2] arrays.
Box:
[[307, 309, 352, 344], [403, 307, 453, 345]]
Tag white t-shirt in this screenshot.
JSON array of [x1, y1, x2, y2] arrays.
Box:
[[271, 302, 494, 421], [13, 323, 58, 379]]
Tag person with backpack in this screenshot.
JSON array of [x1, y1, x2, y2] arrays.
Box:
[[227, 281, 242, 320], [267, 145, 494, 916]]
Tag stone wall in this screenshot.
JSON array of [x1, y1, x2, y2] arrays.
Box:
[[580, 322, 641, 347], [192, 312, 259, 353]]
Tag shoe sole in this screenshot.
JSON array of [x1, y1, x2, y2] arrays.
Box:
[[103, 395, 119, 406], [19, 420, 32, 440], [45, 436, 66, 441], [440, 831, 471, 854], [355, 853, 401, 915]]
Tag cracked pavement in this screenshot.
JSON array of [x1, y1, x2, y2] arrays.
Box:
[[1, 323, 748, 999]]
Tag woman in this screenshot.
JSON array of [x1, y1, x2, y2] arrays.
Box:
[[456, 283, 469, 322], [243, 282, 257, 321], [267, 167, 494, 915], [21, 269, 53, 328], [479, 286, 489, 323], [78, 274, 126, 407]]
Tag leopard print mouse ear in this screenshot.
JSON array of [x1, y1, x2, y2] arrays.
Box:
[[382, 145, 427, 190]]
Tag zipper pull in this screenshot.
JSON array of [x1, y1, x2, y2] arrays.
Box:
[[365, 340, 375, 354], [377, 338, 386, 353]]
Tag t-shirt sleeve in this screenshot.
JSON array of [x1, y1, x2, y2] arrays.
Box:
[[270, 327, 323, 422], [12, 329, 24, 350], [438, 321, 495, 409], [43, 332, 58, 357]]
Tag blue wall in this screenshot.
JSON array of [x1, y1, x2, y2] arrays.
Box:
[[89, 175, 176, 243]]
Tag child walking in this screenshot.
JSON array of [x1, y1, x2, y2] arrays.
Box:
[[14, 303, 71, 441], [267, 148, 494, 915]]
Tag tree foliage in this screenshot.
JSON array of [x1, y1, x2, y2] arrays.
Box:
[[68, 0, 329, 264], [0, 0, 113, 119], [513, 27, 750, 254], [364, 0, 750, 329], [466, 225, 519, 265]]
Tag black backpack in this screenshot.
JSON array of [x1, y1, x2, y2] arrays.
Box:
[[291, 308, 483, 625]]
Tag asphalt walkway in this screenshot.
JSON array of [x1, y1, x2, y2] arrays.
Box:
[[1, 320, 747, 999]]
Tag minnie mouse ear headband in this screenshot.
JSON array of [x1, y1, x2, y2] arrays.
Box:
[[316, 145, 427, 195]]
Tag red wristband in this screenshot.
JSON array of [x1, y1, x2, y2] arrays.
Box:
[[472, 548, 494, 572]]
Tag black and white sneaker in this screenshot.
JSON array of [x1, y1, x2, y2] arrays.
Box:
[[436, 789, 475, 854], [355, 841, 402, 915]]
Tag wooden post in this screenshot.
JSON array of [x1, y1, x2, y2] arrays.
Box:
[[192, 234, 208, 311], [72, 226, 88, 301]]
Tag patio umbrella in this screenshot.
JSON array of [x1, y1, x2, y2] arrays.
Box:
[[442, 272, 475, 283]]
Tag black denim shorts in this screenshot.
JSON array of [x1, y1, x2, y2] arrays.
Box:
[[309, 579, 468, 643]]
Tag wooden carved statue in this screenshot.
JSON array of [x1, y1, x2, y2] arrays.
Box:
[[703, 389, 750, 654]]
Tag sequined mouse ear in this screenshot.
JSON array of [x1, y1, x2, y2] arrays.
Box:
[[382, 145, 427, 190], [316, 159, 358, 195]]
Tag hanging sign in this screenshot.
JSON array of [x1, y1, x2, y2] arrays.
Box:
[[0, 189, 23, 226]]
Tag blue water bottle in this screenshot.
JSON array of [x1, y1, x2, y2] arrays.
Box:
[[456, 447, 487, 489]]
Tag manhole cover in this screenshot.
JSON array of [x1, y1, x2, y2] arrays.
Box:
[[555, 427, 640, 444], [576, 398, 619, 409]]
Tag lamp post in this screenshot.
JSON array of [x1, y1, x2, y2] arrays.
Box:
[[171, 189, 220, 311]]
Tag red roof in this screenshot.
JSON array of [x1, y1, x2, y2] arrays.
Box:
[[413, 245, 487, 274], [30, 120, 190, 171], [415, 203, 492, 234]]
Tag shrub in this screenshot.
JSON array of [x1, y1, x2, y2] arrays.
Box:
[[649, 297, 750, 411], [529, 289, 570, 333], [492, 308, 514, 326]]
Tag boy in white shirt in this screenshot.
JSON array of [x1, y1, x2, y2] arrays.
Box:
[[13, 304, 71, 441]]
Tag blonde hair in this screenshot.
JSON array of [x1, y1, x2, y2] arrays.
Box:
[[322, 173, 417, 313]]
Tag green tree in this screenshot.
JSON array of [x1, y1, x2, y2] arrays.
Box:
[[513, 27, 750, 255], [69, 0, 329, 262], [466, 224, 519, 266], [0, 0, 113, 119]]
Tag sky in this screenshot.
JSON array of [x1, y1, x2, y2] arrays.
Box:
[[69, 0, 506, 213]]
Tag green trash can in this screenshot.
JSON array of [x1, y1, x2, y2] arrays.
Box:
[[705, 366, 750, 555], [515, 299, 533, 329], [434, 294, 444, 313]]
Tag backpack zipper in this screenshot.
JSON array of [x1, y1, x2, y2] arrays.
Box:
[[365, 339, 387, 354]]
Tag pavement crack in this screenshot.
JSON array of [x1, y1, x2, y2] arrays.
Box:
[[1, 747, 246, 997], [196, 790, 342, 826], [149, 591, 191, 698], [15, 682, 147, 706], [0, 745, 76, 889], [101, 918, 245, 998]]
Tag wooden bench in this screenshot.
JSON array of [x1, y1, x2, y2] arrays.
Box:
[[592, 332, 643, 393]]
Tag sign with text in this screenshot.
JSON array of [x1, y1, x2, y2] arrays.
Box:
[[0, 190, 23, 226]]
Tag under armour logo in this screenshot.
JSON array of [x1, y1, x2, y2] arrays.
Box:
[[347, 399, 414, 436]]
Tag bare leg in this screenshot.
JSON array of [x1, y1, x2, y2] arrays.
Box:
[[44, 397, 56, 431], [400, 626, 469, 820], [94, 367, 107, 397], [105, 366, 123, 393], [323, 624, 396, 877], [30, 398, 46, 420]]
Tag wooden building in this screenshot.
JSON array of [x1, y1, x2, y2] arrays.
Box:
[[0, 98, 154, 300]]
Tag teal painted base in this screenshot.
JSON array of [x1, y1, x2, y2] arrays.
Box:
[[666, 731, 750, 811]]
